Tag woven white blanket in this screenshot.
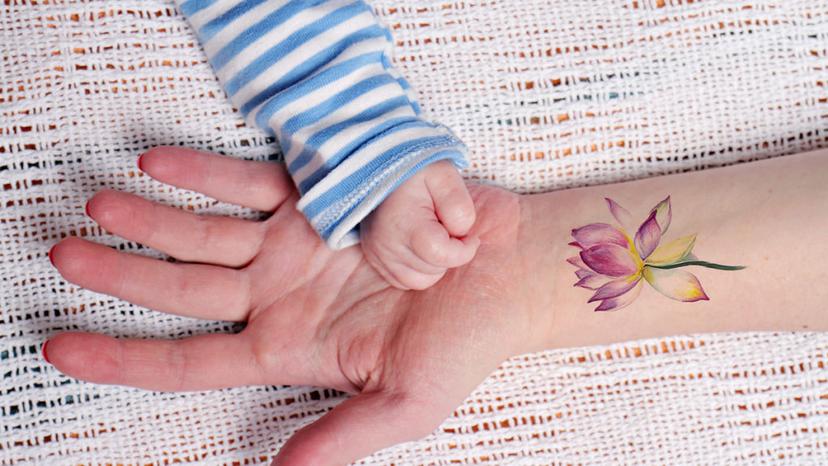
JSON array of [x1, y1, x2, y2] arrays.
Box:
[[1, 1, 827, 464]]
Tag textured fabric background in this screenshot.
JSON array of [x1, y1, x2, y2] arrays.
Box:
[[1, 0, 827, 464]]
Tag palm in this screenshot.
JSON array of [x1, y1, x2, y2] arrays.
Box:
[[47, 147, 533, 465]]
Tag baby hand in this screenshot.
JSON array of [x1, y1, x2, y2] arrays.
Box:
[[361, 161, 480, 290]]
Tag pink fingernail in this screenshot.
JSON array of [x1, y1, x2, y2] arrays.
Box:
[[42, 340, 51, 364], [137, 154, 145, 171], [48, 246, 56, 267]]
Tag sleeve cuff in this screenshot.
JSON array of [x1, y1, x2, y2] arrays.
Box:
[[176, 0, 469, 249], [296, 121, 468, 249]]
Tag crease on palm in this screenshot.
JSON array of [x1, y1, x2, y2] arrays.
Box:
[[47, 146, 528, 466]]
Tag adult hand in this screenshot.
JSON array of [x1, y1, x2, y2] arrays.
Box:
[[46, 146, 550, 465]]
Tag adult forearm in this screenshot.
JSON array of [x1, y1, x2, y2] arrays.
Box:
[[518, 149, 828, 351]]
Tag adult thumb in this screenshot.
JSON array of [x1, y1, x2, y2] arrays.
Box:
[[272, 391, 445, 466]]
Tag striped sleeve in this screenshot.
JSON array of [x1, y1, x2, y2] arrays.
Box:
[[176, 0, 468, 249]]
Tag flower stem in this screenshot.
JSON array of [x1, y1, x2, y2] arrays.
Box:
[[646, 260, 746, 271]]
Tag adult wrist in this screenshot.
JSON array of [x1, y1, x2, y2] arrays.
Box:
[[513, 192, 568, 354]]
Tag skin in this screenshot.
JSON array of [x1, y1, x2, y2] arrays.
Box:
[[362, 160, 480, 291], [45, 146, 828, 465]]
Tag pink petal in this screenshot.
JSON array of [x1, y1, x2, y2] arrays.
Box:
[[580, 244, 640, 277], [574, 272, 609, 290], [642, 266, 709, 302], [594, 280, 643, 312], [634, 211, 662, 260], [567, 255, 587, 269], [588, 275, 642, 303], [605, 198, 634, 232], [571, 223, 629, 249], [575, 268, 593, 279], [649, 196, 672, 234]]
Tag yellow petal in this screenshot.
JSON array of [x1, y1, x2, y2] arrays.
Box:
[[642, 266, 709, 302], [646, 234, 696, 265]]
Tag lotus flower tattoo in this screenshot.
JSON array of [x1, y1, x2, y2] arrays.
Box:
[[568, 196, 745, 312]]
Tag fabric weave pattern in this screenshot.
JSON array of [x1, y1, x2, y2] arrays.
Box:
[[1, 0, 827, 464]]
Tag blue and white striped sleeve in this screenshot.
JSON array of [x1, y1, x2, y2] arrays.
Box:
[[176, 0, 469, 249]]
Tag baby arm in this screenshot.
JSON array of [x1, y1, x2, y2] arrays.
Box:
[[177, 0, 470, 262]]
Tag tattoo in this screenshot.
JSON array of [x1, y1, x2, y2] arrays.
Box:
[[567, 196, 745, 312]]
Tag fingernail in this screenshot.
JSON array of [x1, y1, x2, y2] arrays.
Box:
[[137, 154, 145, 171], [42, 340, 51, 364], [84, 199, 92, 217], [48, 245, 56, 267]]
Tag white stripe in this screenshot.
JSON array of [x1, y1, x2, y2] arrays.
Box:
[[203, 0, 291, 57], [386, 67, 420, 106], [292, 104, 417, 184], [179, 0, 466, 250], [246, 35, 388, 126], [228, 9, 376, 109], [281, 81, 404, 165], [302, 30, 389, 83], [297, 125, 451, 210], [185, 0, 239, 30], [334, 230, 360, 249], [262, 63, 384, 134], [216, 0, 361, 81], [324, 144, 453, 248]]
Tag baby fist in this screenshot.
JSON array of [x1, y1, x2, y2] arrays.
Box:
[[361, 161, 479, 290]]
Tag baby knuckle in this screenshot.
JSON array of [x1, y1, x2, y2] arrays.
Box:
[[417, 239, 446, 264]]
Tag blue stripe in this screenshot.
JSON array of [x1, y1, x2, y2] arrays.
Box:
[[198, 0, 270, 43], [396, 78, 411, 90], [180, 0, 216, 16], [179, 0, 469, 246], [379, 55, 422, 113], [394, 77, 421, 113], [318, 148, 465, 239], [298, 116, 425, 193], [301, 133, 460, 219], [224, 1, 369, 96], [380, 53, 392, 69], [242, 26, 387, 118], [208, 0, 328, 68], [278, 73, 397, 153], [250, 50, 384, 129], [287, 95, 411, 174]]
